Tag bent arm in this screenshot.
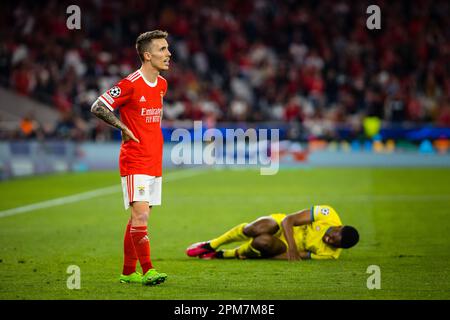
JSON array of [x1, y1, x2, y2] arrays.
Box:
[[281, 208, 313, 261], [91, 100, 139, 143], [91, 100, 126, 130]]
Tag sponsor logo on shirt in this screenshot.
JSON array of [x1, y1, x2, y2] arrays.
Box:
[[141, 107, 162, 123]]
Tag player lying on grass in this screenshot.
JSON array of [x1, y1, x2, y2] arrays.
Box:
[[187, 205, 359, 260]]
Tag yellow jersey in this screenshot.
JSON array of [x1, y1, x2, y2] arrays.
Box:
[[271, 205, 343, 260]]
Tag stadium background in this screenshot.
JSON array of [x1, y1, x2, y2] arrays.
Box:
[[0, 0, 449, 300]]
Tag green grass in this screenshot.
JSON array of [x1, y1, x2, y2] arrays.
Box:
[[0, 168, 449, 299]]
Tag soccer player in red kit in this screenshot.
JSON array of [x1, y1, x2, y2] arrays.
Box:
[[91, 30, 171, 285]]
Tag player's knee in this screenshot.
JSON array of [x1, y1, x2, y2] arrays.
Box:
[[131, 206, 149, 223], [252, 234, 276, 253], [244, 218, 278, 237], [243, 223, 255, 237]]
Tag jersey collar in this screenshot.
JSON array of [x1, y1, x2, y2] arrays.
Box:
[[138, 70, 158, 87]]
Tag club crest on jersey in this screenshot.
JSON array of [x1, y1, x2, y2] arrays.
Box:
[[109, 86, 121, 98]]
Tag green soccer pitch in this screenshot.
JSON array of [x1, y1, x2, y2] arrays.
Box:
[[0, 168, 449, 299]]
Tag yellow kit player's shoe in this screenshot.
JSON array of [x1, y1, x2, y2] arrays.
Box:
[[199, 250, 224, 259], [186, 241, 214, 257]]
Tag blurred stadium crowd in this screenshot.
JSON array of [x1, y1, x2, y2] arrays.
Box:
[[0, 0, 449, 141]]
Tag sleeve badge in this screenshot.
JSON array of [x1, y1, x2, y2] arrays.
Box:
[[109, 86, 121, 98]]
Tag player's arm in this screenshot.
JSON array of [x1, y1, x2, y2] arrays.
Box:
[[273, 250, 311, 260], [281, 209, 313, 262], [310, 253, 336, 260], [90, 100, 139, 143]]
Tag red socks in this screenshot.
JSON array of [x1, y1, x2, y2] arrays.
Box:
[[122, 222, 153, 275], [130, 225, 153, 274], [122, 221, 138, 275]]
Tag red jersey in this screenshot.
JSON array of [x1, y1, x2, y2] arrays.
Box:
[[98, 70, 168, 177]]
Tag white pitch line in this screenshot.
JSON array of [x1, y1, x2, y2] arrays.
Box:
[[0, 169, 205, 219], [163, 194, 450, 203]]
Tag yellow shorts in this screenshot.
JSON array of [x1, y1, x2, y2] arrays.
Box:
[[269, 213, 304, 250], [270, 213, 288, 247]]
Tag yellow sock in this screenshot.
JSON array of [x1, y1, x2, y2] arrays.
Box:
[[210, 223, 249, 249], [222, 248, 237, 259], [236, 240, 261, 259]]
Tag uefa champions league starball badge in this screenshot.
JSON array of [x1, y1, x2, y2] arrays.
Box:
[[109, 86, 121, 98]]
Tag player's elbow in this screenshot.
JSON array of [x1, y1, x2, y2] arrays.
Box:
[[281, 216, 293, 229], [90, 99, 100, 113]]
